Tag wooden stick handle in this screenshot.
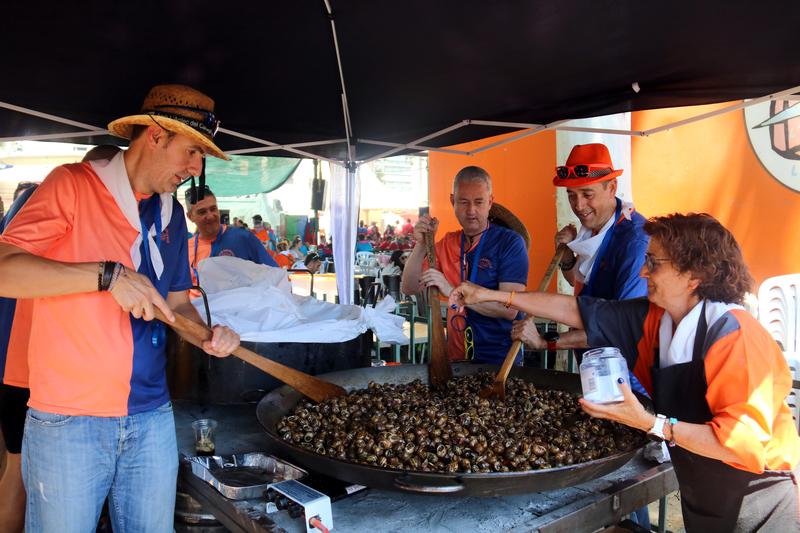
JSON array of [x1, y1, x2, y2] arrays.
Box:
[[423, 232, 451, 387], [492, 245, 569, 385], [154, 309, 346, 403]]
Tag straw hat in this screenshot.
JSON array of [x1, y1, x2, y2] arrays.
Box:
[[108, 84, 229, 160], [552, 143, 622, 187], [489, 202, 530, 250]]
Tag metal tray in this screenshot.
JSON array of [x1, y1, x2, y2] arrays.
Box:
[[186, 452, 307, 500]]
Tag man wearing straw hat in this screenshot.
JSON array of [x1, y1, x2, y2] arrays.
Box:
[[512, 143, 649, 355], [0, 84, 240, 532], [402, 166, 529, 364]]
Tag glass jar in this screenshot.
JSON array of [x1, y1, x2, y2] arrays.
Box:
[[579, 347, 628, 404]]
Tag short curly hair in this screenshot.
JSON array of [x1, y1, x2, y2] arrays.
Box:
[[644, 213, 753, 304]]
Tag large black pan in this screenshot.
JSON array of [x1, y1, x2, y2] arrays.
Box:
[[256, 364, 644, 496]]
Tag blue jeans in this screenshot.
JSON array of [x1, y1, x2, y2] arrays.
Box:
[[22, 402, 178, 533]]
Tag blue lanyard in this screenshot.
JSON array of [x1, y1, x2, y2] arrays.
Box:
[[139, 196, 165, 347], [192, 224, 224, 285], [459, 224, 490, 283], [581, 198, 622, 296]]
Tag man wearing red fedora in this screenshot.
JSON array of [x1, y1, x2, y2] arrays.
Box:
[[0, 84, 240, 532], [512, 143, 649, 352]]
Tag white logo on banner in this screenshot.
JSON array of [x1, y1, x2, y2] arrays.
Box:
[[744, 100, 800, 193]]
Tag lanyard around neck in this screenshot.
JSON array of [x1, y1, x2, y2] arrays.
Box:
[[460, 224, 490, 283], [192, 224, 224, 285]]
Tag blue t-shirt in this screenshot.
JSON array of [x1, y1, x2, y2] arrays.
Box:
[[206, 226, 279, 268], [580, 202, 649, 300], [463, 225, 529, 364]]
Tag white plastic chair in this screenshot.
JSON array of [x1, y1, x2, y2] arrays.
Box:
[[758, 274, 800, 355], [355, 251, 374, 266]]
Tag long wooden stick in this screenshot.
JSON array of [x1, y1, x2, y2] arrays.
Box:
[[155, 309, 347, 403], [480, 245, 567, 400], [424, 232, 452, 388]]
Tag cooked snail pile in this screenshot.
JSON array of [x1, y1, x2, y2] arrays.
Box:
[[277, 373, 643, 474]]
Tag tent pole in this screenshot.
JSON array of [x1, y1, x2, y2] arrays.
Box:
[[642, 84, 800, 136], [0, 130, 111, 143], [0, 101, 105, 132]]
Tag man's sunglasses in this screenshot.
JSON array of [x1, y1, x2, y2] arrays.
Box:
[[556, 164, 613, 179], [148, 104, 221, 137], [644, 253, 671, 273]]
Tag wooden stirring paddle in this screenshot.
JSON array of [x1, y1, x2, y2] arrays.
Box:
[[154, 308, 347, 403], [479, 245, 567, 400], [424, 232, 452, 389]]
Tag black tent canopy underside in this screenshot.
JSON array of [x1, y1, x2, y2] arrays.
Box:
[[2, 1, 799, 161]]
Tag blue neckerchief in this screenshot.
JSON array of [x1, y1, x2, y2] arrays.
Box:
[[192, 224, 224, 285], [581, 198, 622, 297], [460, 224, 491, 283], [139, 196, 165, 347]]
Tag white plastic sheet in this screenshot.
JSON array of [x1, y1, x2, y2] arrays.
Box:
[[192, 256, 407, 344]]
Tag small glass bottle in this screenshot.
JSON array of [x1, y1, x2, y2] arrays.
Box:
[[580, 347, 628, 403]]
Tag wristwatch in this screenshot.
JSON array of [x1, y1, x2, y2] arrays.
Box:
[[647, 414, 667, 442], [542, 331, 559, 352]]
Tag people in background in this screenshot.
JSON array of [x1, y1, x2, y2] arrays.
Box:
[[186, 185, 278, 287], [293, 252, 322, 274], [450, 213, 800, 532], [251, 214, 269, 244], [274, 240, 293, 269], [402, 166, 529, 364], [381, 250, 405, 277]]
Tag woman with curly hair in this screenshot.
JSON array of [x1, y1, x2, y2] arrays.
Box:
[[450, 213, 799, 532]]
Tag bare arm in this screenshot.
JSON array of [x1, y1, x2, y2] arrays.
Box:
[[467, 281, 526, 320], [581, 383, 741, 464], [400, 241, 427, 296], [0, 243, 97, 297], [449, 282, 584, 329], [400, 215, 438, 296], [511, 321, 589, 350], [0, 242, 175, 321]]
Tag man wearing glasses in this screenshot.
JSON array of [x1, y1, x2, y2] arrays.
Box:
[[402, 166, 529, 364], [0, 85, 240, 532], [512, 143, 649, 356]]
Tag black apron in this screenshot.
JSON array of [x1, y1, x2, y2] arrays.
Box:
[[651, 302, 800, 533]]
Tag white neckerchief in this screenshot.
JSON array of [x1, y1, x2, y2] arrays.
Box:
[[658, 300, 744, 368], [91, 152, 173, 279], [567, 200, 635, 283]]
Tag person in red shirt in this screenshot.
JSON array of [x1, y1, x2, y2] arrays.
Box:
[[401, 218, 414, 235], [450, 213, 800, 532]]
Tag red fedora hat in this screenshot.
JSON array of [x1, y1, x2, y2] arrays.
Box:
[[552, 143, 623, 187]]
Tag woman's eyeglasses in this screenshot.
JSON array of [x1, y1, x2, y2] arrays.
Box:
[[644, 253, 671, 273]]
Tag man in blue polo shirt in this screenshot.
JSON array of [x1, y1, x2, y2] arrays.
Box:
[[513, 143, 649, 353], [402, 166, 529, 364], [186, 185, 278, 287]]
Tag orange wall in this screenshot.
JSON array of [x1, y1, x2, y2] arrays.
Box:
[[430, 103, 800, 291], [631, 103, 800, 287], [428, 131, 558, 291]]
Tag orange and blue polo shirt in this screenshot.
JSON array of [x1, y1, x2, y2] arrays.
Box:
[[578, 296, 800, 474], [0, 162, 192, 416]]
